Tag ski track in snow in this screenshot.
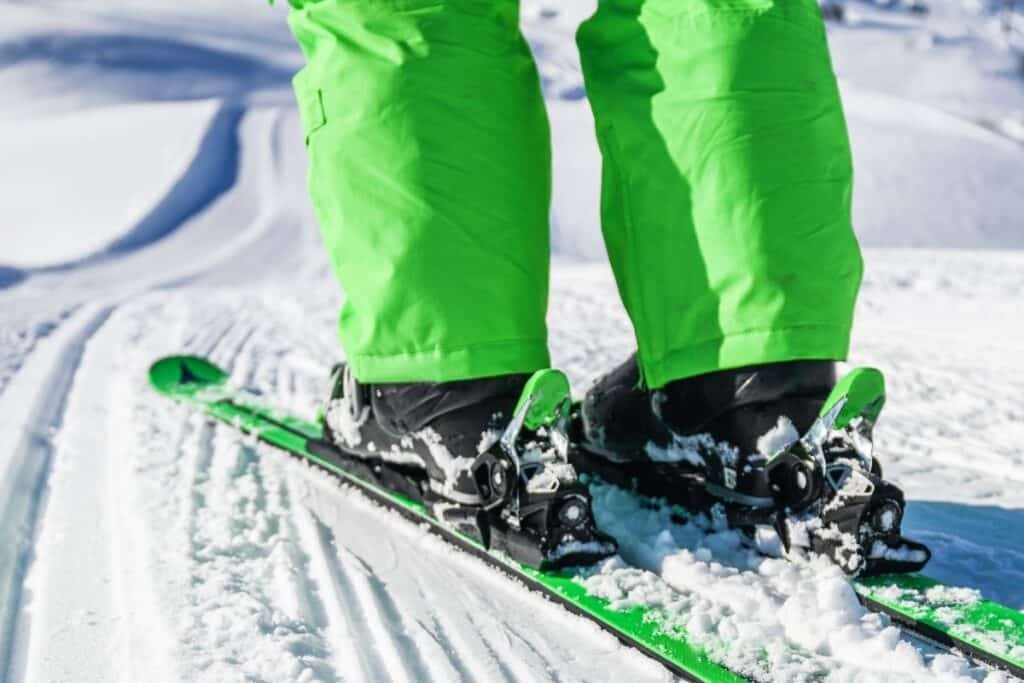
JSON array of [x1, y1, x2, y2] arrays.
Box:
[[1, 0, 1023, 681], [4, 269, 1020, 682]]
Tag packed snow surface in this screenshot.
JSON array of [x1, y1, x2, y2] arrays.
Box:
[[2, 0, 1024, 681], [1, 100, 224, 268]]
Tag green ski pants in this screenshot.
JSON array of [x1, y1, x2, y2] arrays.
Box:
[[288, 0, 863, 389]]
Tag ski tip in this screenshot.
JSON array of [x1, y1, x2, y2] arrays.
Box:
[[148, 355, 229, 396]]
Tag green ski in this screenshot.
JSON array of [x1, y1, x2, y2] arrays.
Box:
[[149, 355, 1024, 679], [150, 355, 746, 682]]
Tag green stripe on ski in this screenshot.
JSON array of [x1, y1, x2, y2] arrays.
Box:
[[149, 356, 745, 683], [855, 575, 1024, 668]]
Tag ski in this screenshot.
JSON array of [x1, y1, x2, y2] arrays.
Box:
[[149, 355, 1024, 679], [149, 355, 747, 682], [571, 362, 1024, 677], [587, 475, 1024, 678], [854, 575, 1024, 676]]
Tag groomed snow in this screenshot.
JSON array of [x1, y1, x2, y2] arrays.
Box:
[[1, 100, 222, 268], [1, 0, 1023, 681]]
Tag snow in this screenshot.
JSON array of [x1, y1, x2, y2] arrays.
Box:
[[1, 0, 1023, 680], [0, 99, 223, 268], [869, 540, 931, 564], [548, 538, 617, 563], [582, 482, 967, 681], [757, 416, 802, 458], [324, 397, 369, 448], [646, 432, 723, 467]]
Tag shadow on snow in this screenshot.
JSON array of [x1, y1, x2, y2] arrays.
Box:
[[0, 32, 295, 101]]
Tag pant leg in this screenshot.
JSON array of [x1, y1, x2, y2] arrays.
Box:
[[577, 0, 863, 389], [288, 0, 552, 383]]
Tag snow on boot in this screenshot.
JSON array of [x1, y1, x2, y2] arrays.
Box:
[[574, 355, 835, 511], [322, 364, 616, 569], [765, 367, 931, 575], [572, 356, 929, 576]]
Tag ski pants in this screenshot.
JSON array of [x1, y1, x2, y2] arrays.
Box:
[[287, 0, 863, 389]]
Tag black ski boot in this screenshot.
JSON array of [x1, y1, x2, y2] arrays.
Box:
[[572, 355, 930, 576], [320, 364, 616, 569]]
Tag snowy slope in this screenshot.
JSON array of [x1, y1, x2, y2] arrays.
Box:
[[1, 0, 1023, 681]]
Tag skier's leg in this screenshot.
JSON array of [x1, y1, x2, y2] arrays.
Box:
[[287, 2, 613, 564], [576, 0, 862, 389], [572, 1, 928, 576], [288, 0, 552, 383]]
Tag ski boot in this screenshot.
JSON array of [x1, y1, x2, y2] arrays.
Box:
[[572, 355, 930, 576], [320, 364, 617, 569]]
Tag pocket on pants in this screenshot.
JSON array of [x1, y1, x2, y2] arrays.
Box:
[[293, 71, 327, 147]]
